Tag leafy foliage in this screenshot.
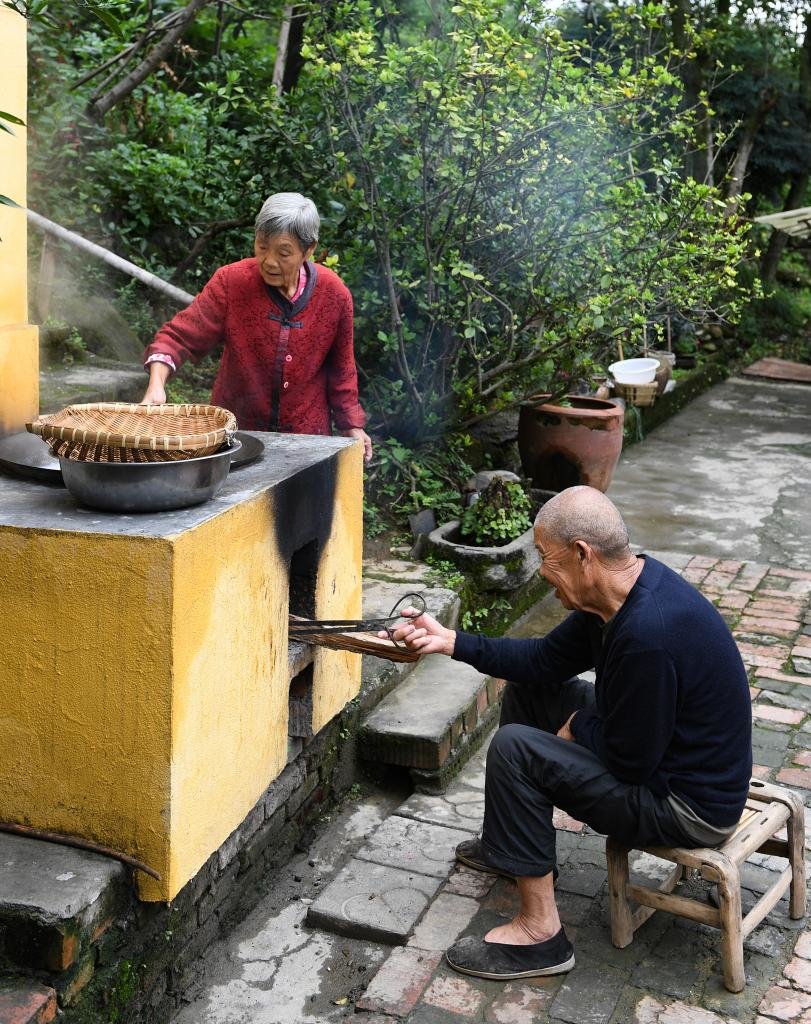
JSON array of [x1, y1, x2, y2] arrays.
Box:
[[301, 0, 753, 446], [18, 0, 802, 544], [460, 478, 532, 547]]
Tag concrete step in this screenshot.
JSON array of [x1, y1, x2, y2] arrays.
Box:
[[359, 653, 501, 791], [0, 980, 57, 1024], [39, 356, 144, 414], [0, 832, 129, 981]]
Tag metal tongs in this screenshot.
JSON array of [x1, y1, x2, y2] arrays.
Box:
[[288, 591, 427, 650]]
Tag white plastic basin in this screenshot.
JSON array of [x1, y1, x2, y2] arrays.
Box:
[[608, 358, 659, 384]]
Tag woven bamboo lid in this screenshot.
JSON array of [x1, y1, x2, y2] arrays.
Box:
[[27, 403, 237, 462]]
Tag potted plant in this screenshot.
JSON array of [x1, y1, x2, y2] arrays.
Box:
[[517, 394, 625, 493], [424, 477, 551, 591]]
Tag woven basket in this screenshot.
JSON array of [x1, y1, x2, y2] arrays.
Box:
[[27, 403, 237, 463], [613, 381, 658, 407]]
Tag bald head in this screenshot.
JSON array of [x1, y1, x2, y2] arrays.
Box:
[[535, 486, 630, 561]]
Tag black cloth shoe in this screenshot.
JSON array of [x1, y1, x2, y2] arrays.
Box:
[[446, 927, 575, 980], [455, 838, 558, 883], [455, 837, 514, 879]]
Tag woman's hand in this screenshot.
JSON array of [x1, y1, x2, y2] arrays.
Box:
[[342, 427, 373, 463], [141, 362, 171, 406], [381, 608, 456, 657]]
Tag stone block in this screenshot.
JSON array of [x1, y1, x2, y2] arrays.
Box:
[[794, 930, 811, 959], [306, 859, 444, 944], [356, 816, 471, 879], [753, 704, 805, 726], [217, 800, 265, 872], [396, 792, 484, 834], [549, 961, 625, 1023], [197, 861, 239, 925], [422, 974, 485, 1017], [408, 893, 479, 951], [264, 761, 306, 820], [360, 655, 489, 771], [758, 984, 811, 1020], [286, 769, 320, 818], [0, 833, 127, 972], [445, 866, 496, 899], [56, 949, 96, 1006], [778, 768, 811, 790], [785, 955, 811, 991], [486, 981, 558, 1023]]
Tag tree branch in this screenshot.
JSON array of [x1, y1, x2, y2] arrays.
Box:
[[87, 0, 211, 121]]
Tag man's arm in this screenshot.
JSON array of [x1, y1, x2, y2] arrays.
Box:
[[452, 613, 595, 687], [390, 609, 596, 687], [570, 648, 678, 784]]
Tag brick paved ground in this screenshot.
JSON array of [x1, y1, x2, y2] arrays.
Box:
[[351, 556, 811, 1024]]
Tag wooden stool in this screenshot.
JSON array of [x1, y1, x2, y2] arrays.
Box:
[[606, 779, 806, 992]]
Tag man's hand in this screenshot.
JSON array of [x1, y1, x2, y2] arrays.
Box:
[[342, 427, 373, 463], [381, 608, 456, 657], [557, 712, 577, 742]]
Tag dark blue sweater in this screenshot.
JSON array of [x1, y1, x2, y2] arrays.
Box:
[[453, 556, 752, 826]]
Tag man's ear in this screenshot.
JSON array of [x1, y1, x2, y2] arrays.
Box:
[[574, 540, 589, 563]]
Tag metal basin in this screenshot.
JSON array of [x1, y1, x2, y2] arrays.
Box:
[[58, 440, 242, 513]]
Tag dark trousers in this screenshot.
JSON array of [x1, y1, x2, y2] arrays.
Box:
[[480, 679, 692, 877]]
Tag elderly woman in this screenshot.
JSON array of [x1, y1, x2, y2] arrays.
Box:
[[141, 192, 372, 461]]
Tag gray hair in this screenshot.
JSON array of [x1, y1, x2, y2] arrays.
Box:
[[254, 193, 320, 251], [535, 486, 630, 560]]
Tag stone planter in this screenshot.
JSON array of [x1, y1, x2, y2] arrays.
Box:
[[422, 487, 554, 592], [424, 520, 540, 591], [518, 394, 624, 493]]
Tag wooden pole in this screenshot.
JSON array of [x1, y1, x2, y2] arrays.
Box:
[[35, 233, 57, 322], [26, 209, 194, 308]]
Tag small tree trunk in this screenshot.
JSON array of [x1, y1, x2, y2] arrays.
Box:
[[724, 88, 777, 216], [761, 174, 809, 283], [272, 5, 306, 94], [272, 6, 293, 95]]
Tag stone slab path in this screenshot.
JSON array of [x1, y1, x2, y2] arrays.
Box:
[[608, 377, 810, 570]]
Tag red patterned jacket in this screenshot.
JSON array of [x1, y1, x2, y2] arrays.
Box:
[[143, 258, 366, 434]]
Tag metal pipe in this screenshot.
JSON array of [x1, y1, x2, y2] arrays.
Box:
[[26, 208, 195, 308], [0, 820, 161, 879]]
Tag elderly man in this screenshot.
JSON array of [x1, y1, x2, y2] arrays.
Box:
[[390, 486, 751, 980]]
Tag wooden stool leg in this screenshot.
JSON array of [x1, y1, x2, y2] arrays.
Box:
[[606, 837, 634, 948], [716, 860, 745, 993], [786, 794, 806, 920]]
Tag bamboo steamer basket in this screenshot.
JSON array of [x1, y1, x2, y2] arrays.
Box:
[[27, 402, 237, 463], [613, 381, 657, 407]]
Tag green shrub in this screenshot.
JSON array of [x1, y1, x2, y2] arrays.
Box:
[[460, 479, 532, 547]]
